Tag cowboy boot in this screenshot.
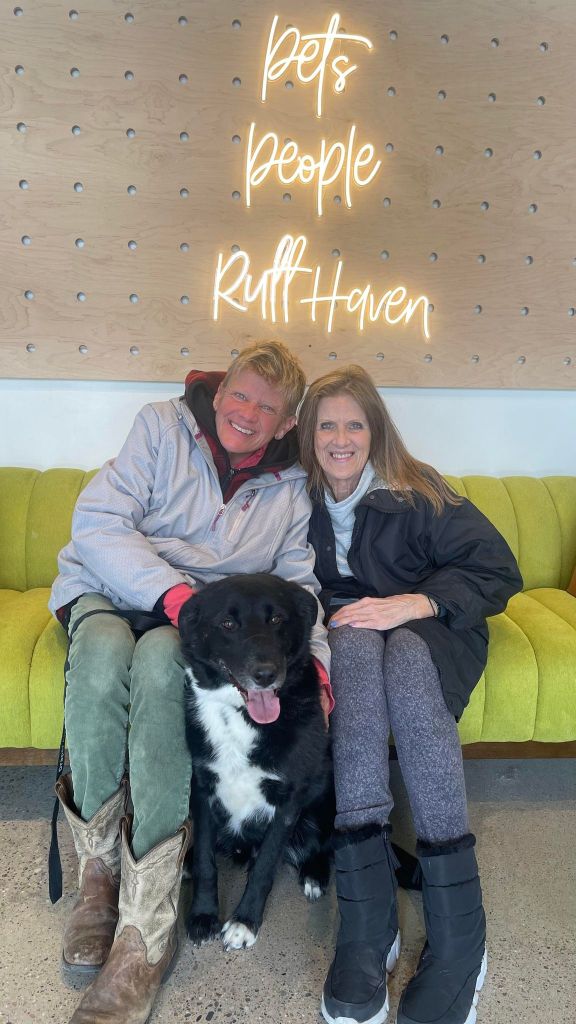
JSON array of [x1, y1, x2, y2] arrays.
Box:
[[69, 815, 191, 1024], [396, 833, 487, 1024], [56, 773, 128, 988], [321, 825, 401, 1024]]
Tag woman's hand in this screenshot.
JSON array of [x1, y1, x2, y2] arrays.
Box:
[[328, 594, 433, 631]]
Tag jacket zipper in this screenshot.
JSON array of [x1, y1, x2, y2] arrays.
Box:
[[211, 504, 226, 532]]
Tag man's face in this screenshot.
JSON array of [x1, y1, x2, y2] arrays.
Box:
[[213, 368, 296, 465]]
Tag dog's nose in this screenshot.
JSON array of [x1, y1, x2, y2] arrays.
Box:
[[253, 664, 278, 688]]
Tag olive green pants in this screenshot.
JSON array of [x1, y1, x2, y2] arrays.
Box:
[[65, 594, 192, 858]]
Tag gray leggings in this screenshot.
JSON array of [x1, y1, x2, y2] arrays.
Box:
[[329, 626, 469, 843]]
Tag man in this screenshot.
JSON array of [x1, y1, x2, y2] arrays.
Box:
[[50, 340, 331, 1024]]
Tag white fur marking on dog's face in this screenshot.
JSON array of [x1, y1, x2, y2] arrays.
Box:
[[221, 920, 258, 950], [187, 677, 280, 834]]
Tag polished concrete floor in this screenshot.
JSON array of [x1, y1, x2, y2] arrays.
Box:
[[0, 760, 574, 1024]]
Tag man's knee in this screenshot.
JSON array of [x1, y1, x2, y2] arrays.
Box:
[[67, 612, 135, 702], [130, 626, 186, 699]]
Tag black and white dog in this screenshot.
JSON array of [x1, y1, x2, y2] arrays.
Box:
[[179, 573, 334, 951]]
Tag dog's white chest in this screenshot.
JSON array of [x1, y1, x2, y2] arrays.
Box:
[[189, 679, 279, 834]]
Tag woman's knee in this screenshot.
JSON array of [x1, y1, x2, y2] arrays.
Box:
[[328, 624, 384, 659], [383, 628, 444, 705]]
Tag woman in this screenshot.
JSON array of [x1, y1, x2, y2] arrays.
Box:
[[298, 366, 522, 1024]]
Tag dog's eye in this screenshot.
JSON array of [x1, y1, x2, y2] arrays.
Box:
[[270, 614, 284, 625], [220, 618, 237, 631]]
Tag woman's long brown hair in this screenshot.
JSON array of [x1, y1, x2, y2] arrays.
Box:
[[298, 365, 460, 514]]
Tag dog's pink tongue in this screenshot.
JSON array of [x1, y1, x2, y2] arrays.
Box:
[[245, 689, 280, 724]]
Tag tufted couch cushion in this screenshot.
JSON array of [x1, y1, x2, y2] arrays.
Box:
[[0, 469, 575, 749], [443, 476, 576, 743]]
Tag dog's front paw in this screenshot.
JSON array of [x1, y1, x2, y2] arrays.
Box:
[[221, 919, 259, 951], [187, 912, 221, 946], [303, 877, 325, 901]]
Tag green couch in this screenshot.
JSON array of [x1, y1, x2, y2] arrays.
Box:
[[1, 468, 575, 760]]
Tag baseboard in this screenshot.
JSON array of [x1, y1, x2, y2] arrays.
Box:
[[0, 748, 70, 766], [460, 740, 576, 758]]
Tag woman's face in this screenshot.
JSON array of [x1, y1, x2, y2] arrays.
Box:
[[314, 394, 372, 499]]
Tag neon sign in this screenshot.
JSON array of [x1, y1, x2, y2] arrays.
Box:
[[261, 13, 374, 118], [245, 122, 381, 216], [211, 12, 431, 341], [213, 234, 430, 338]]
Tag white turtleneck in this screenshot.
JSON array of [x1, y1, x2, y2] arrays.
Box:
[[324, 461, 376, 577]]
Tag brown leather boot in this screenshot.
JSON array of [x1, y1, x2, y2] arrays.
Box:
[[69, 815, 191, 1024], [56, 773, 128, 988]]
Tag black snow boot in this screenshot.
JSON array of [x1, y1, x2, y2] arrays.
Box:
[[321, 825, 401, 1024], [396, 834, 487, 1024]]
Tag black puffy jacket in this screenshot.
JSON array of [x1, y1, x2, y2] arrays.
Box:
[[308, 484, 523, 719]]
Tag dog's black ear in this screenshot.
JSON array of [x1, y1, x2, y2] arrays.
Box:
[[293, 587, 320, 633], [178, 594, 200, 638]]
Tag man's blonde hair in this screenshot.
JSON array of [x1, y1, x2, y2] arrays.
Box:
[[222, 340, 306, 416]]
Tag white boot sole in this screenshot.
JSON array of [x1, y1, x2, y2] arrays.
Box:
[[320, 930, 402, 1024], [462, 947, 488, 1024], [394, 946, 488, 1024]]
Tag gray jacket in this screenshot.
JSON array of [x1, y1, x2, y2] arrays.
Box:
[[50, 397, 330, 671]]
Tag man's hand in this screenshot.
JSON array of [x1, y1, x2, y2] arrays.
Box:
[[163, 583, 196, 628], [312, 656, 334, 729], [328, 594, 432, 632]]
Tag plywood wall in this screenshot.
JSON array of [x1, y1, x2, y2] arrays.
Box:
[[1, 0, 575, 387]]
